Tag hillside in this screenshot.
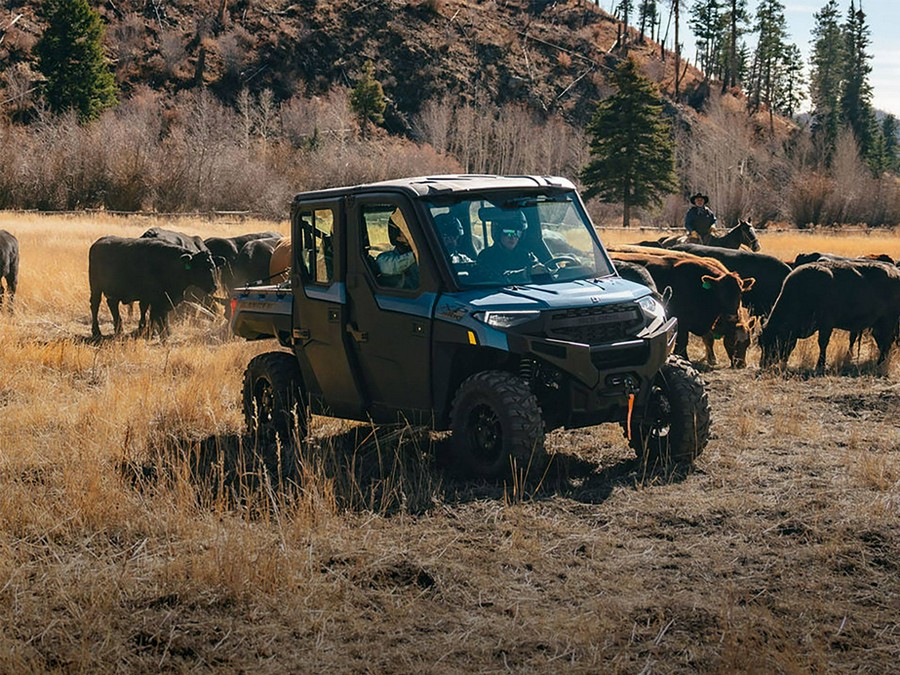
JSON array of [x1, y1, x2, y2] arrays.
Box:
[[1, 0, 707, 132]]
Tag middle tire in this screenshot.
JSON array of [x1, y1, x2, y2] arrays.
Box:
[[449, 370, 546, 479]]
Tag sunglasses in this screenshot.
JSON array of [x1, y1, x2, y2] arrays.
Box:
[[501, 229, 522, 238]]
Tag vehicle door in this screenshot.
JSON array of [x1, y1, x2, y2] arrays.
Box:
[[345, 194, 437, 417], [291, 200, 366, 419]]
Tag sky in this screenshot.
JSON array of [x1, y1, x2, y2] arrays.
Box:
[[598, 1, 900, 118]]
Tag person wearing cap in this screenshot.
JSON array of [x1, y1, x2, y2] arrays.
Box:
[[434, 213, 474, 266], [476, 211, 540, 283], [684, 192, 717, 244], [375, 209, 419, 289]]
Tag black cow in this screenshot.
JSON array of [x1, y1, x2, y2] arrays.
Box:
[[141, 227, 208, 253], [759, 259, 900, 373], [89, 237, 221, 338], [610, 249, 755, 367], [0, 229, 18, 311], [204, 232, 282, 291], [672, 243, 792, 317], [232, 237, 282, 287], [791, 251, 896, 268]]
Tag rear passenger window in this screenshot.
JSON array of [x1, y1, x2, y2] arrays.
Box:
[[297, 208, 334, 284]]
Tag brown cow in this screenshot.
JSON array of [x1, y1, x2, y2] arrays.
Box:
[[609, 248, 755, 367], [269, 238, 292, 283]]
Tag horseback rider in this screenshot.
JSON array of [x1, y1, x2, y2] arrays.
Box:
[[684, 192, 717, 244]]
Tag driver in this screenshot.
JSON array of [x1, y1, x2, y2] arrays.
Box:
[[684, 192, 717, 244], [476, 211, 541, 283]]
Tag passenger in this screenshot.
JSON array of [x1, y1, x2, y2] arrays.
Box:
[[476, 211, 541, 283], [375, 209, 419, 289], [684, 192, 718, 244], [434, 213, 474, 265]]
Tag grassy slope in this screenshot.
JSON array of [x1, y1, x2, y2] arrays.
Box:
[[0, 213, 897, 671]]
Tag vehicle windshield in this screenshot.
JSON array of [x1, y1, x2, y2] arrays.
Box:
[[423, 189, 615, 288]]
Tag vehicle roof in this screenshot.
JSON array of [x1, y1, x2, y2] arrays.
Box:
[[292, 174, 577, 203]]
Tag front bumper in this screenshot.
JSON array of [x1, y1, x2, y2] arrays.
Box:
[[508, 317, 678, 426]]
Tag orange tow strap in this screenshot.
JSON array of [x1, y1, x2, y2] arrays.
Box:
[[626, 393, 635, 441]]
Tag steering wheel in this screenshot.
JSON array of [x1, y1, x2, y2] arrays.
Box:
[[546, 255, 581, 268]]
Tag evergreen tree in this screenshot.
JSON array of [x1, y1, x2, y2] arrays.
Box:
[[580, 58, 677, 227], [747, 0, 790, 134], [775, 43, 805, 118], [841, 1, 876, 165], [883, 115, 899, 173], [638, 0, 658, 43], [689, 0, 723, 78], [809, 0, 845, 164], [721, 0, 750, 89], [350, 61, 386, 136], [35, 0, 117, 121], [616, 0, 635, 50]]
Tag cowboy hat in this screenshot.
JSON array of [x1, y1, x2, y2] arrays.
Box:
[[689, 192, 710, 205]]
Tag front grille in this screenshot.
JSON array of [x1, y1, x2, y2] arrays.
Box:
[[547, 303, 643, 344], [591, 341, 649, 370]]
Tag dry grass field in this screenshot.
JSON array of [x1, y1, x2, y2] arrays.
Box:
[[0, 212, 897, 672]]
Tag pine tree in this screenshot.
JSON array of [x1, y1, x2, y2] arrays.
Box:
[[688, 0, 723, 79], [775, 43, 805, 118], [809, 0, 845, 164], [881, 114, 899, 173], [580, 58, 677, 227], [746, 0, 789, 134], [350, 61, 386, 137], [638, 0, 658, 43], [841, 0, 876, 165], [35, 0, 117, 121], [721, 0, 750, 89]]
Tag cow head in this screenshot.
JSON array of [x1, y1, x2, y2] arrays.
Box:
[[758, 318, 796, 369], [183, 251, 220, 294], [716, 306, 757, 368], [700, 271, 746, 316]]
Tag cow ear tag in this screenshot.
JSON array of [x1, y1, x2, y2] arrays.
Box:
[[185, 263, 192, 270], [702, 281, 712, 290]]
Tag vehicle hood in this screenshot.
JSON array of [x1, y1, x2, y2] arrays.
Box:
[[451, 277, 652, 311]]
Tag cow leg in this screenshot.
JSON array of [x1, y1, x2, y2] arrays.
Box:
[[150, 306, 170, 341], [872, 319, 899, 364], [816, 327, 832, 374], [5, 272, 14, 310], [674, 327, 690, 359], [138, 301, 150, 336], [90, 289, 103, 338], [0, 280, 5, 311], [701, 333, 717, 366], [107, 298, 122, 336]]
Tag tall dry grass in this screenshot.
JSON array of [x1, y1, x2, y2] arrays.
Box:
[[0, 212, 896, 670]]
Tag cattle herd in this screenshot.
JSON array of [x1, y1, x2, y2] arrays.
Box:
[[608, 239, 900, 374], [0, 222, 898, 375]]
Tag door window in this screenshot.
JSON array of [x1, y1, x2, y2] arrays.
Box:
[[296, 208, 334, 284], [360, 204, 420, 291]]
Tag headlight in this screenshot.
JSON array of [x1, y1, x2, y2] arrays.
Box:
[[476, 310, 542, 329], [637, 295, 666, 321]]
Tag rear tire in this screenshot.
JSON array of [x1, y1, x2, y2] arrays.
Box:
[[449, 370, 545, 480], [627, 355, 711, 466], [242, 351, 307, 444]]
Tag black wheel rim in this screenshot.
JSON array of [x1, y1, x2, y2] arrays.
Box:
[[645, 383, 673, 442], [466, 403, 503, 466], [253, 378, 276, 426]]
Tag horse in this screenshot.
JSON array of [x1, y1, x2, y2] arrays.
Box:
[[639, 220, 761, 252]]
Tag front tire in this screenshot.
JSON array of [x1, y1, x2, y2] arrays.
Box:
[[242, 351, 307, 444], [449, 370, 545, 479], [627, 355, 711, 466]]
